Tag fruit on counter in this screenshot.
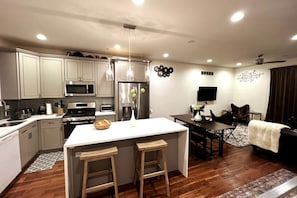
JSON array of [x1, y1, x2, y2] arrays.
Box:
[[94, 119, 111, 130], [95, 119, 111, 126], [140, 88, 146, 93]]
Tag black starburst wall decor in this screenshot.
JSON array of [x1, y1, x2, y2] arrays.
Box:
[[154, 65, 174, 78]]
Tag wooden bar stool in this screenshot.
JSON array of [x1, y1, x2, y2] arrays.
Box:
[[134, 139, 170, 198], [77, 146, 119, 198]]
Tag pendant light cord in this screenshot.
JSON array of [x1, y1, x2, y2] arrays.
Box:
[[129, 32, 131, 68]]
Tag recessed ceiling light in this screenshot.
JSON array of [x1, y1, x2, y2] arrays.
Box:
[[36, 33, 47, 41], [132, 0, 144, 5], [291, 34, 297, 41], [236, 62, 242, 66], [114, 44, 121, 49], [163, 53, 169, 58], [230, 11, 245, 23], [207, 59, 213, 63]]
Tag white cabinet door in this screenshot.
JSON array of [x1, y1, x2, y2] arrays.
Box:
[[65, 59, 95, 81], [39, 119, 63, 150], [19, 121, 39, 168], [96, 61, 114, 97], [40, 57, 65, 98], [81, 61, 95, 81], [18, 52, 40, 98], [65, 59, 81, 81]]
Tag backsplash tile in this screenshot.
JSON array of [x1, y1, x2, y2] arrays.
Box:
[[5, 97, 114, 116]]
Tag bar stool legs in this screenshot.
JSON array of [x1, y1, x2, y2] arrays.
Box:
[[77, 146, 119, 198], [135, 139, 170, 198]]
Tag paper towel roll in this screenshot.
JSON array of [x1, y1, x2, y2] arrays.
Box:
[[46, 103, 52, 115]]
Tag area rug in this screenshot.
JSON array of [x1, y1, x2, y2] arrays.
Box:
[[216, 169, 297, 198], [224, 124, 249, 147], [25, 151, 64, 174]]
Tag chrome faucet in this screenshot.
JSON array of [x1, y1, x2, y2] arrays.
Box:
[[1, 99, 8, 118]]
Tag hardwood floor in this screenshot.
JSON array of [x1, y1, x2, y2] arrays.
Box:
[[2, 143, 297, 198]]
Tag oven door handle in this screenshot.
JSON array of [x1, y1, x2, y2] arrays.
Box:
[[67, 120, 93, 125]]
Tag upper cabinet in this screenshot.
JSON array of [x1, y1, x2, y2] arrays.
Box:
[[0, 49, 116, 99], [95, 61, 114, 97], [40, 57, 64, 98], [0, 51, 40, 99], [18, 53, 40, 99], [65, 59, 95, 81]]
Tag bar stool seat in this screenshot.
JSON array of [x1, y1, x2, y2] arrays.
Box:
[[134, 139, 170, 198], [77, 146, 119, 198]]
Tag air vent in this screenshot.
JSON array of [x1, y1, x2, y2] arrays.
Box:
[[201, 71, 214, 76]]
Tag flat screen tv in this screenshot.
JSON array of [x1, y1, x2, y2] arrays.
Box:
[[197, 86, 217, 101]]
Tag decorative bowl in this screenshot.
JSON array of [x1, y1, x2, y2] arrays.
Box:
[[94, 119, 111, 130]]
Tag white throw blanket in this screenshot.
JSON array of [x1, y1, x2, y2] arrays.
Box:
[[248, 120, 289, 153]]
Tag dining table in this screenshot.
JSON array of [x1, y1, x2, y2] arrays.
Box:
[[171, 114, 235, 158]]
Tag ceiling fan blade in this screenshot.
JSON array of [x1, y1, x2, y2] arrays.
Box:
[[264, 60, 286, 64]]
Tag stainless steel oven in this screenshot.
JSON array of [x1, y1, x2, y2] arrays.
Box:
[[63, 102, 96, 139]]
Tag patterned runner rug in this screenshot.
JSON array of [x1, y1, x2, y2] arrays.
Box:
[[217, 169, 297, 198], [25, 151, 64, 174], [224, 124, 250, 147]]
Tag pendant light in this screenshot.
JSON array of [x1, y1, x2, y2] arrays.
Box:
[[105, 58, 114, 81], [124, 24, 136, 81]]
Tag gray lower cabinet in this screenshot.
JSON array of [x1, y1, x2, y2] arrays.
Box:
[[39, 119, 64, 150], [95, 115, 116, 122], [19, 121, 39, 168]]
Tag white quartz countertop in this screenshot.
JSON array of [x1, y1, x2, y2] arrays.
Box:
[[64, 117, 188, 148], [0, 114, 63, 138]]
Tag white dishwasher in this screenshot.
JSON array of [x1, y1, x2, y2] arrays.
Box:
[[0, 130, 21, 193]]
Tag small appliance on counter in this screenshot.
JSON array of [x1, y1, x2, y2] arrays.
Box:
[[37, 105, 46, 115], [100, 104, 114, 112]]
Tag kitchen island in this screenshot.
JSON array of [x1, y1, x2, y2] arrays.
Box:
[[64, 117, 188, 198]]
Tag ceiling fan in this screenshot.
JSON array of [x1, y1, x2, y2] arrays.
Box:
[[256, 54, 286, 65]]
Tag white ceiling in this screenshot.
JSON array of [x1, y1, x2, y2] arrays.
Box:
[[1, 0, 297, 67]]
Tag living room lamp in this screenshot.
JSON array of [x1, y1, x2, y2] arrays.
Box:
[[124, 24, 136, 81]]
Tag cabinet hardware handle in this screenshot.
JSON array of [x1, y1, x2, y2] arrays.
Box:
[[28, 132, 32, 139], [22, 130, 28, 134]]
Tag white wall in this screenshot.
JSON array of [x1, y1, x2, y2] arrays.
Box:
[[149, 60, 234, 119], [233, 58, 297, 120], [232, 66, 270, 119]]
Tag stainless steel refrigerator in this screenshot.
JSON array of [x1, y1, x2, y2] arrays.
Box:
[[118, 81, 150, 121]]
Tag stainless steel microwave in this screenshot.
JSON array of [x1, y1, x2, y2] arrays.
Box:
[[65, 81, 96, 96]]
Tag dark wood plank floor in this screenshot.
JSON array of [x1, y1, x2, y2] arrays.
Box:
[[2, 143, 297, 198]]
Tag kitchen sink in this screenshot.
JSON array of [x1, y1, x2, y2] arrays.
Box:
[[0, 120, 25, 127]]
